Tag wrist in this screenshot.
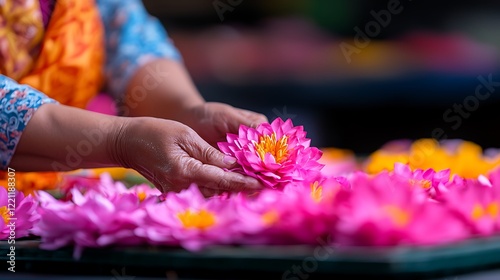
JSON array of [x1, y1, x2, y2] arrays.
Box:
[[107, 116, 135, 169], [174, 101, 206, 128]]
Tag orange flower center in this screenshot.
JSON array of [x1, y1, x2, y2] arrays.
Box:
[[310, 181, 323, 203], [0, 206, 10, 224], [137, 191, 147, 202], [471, 202, 499, 220], [177, 209, 216, 230], [262, 210, 279, 226], [409, 179, 432, 189], [255, 133, 289, 163], [383, 205, 410, 227]]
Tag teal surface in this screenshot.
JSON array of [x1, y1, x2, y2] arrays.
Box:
[[2, 236, 500, 279]]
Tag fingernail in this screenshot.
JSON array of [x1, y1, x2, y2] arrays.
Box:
[[223, 155, 237, 165]]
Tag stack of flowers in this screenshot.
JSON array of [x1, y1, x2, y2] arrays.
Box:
[[2, 118, 500, 258]]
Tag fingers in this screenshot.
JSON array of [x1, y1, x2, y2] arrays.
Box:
[[190, 163, 263, 192], [198, 186, 261, 198], [182, 132, 238, 169], [199, 187, 222, 198], [181, 136, 264, 191]]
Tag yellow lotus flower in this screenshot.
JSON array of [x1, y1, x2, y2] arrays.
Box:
[[364, 139, 500, 178]]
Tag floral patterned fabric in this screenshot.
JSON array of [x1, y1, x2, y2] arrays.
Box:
[[0, 0, 182, 169], [0, 76, 57, 168], [20, 0, 106, 109], [0, 0, 44, 81], [97, 0, 182, 98]]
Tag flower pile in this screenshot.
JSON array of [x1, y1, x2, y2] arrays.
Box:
[[2, 118, 500, 258], [24, 165, 500, 257]]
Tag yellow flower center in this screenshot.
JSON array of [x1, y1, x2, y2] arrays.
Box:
[[0, 206, 10, 224], [177, 209, 216, 230], [137, 191, 147, 202], [262, 210, 279, 226], [383, 205, 410, 227], [254, 133, 289, 163], [310, 181, 323, 203], [471, 202, 499, 220], [409, 179, 432, 189]]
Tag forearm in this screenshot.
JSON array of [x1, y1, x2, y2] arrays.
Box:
[[123, 58, 204, 122], [10, 104, 128, 171]]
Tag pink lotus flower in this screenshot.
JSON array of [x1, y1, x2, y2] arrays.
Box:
[[392, 163, 451, 200], [231, 185, 298, 245], [33, 174, 155, 258], [487, 166, 500, 186], [444, 175, 500, 236], [234, 174, 347, 245], [127, 184, 162, 204], [332, 171, 468, 247], [218, 118, 324, 189], [0, 187, 39, 240], [137, 184, 241, 251], [58, 175, 103, 201], [280, 175, 348, 243], [59, 173, 161, 202]]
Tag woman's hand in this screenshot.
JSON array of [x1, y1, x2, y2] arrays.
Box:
[[180, 102, 268, 147], [113, 117, 263, 195]]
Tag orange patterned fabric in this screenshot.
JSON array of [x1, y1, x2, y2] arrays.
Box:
[[19, 0, 105, 109], [0, 0, 44, 81]]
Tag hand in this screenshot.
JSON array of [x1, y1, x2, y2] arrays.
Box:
[[181, 102, 268, 147], [112, 117, 263, 195]]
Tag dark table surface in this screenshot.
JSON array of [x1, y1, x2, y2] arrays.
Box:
[[3, 235, 500, 280]]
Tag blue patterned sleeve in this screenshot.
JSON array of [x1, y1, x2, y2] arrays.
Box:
[[97, 0, 182, 101], [0, 75, 58, 169]]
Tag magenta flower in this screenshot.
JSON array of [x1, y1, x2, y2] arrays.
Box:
[[233, 174, 347, 245], [231, 186, 296, 245], [218, 118, 324, 189], [280, 175, 348, 244], [0, 187, 39, 240], [58, 173, 126, 201], [319, 157, 358, 177], [33, 174, 155, 258], [487, 166, 500, 186], [332, 171, 468, 247], [392, 163, 452, 200], [127, 184, 162, 203], [137, 184, 240, 251], [444, 176, 500, 236]]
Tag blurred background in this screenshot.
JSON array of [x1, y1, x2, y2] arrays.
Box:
[[142, 0, 500, 155]]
